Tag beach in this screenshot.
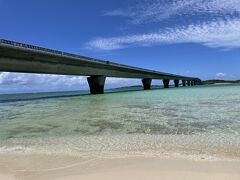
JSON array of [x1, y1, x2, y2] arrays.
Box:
[[0, 154, 240, 180], [0, 84, 240, 179]]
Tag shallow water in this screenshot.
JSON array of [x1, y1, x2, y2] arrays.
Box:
[[0, 84, 240, 160]]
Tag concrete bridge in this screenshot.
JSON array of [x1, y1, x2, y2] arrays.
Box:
[[0, 39, 201, 94]]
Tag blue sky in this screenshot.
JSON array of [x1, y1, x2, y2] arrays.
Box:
[[0, 0, 240, 93]]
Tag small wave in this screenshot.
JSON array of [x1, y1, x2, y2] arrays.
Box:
[[0, 146, 31, 153]]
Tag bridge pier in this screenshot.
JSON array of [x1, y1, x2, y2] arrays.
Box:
[[163, 79, 170, 88], [182, 80, 186, 87], [196, 79, 202, 85], [191, 81, 194, 86], [142, 78, 152, 90], [174, 80, 179, 87], [187, 80, 191, 86], [87, 75, 106, 94]]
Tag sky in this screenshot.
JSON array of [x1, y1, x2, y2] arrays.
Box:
[[0, 0, 240, 93]]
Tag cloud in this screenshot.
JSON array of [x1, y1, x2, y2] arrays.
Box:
[[215, 72, 227, 79], [103, 9, 128, 17], [0, 72, 88, 93], [0, 72, 86, 86], [104, 0, 240, 24], [0, 73, 140, 93], [86, 18, 240, 50], [106, 77, 140, 88], [214, 72, 239, 80], [87, 0, 240, 50]]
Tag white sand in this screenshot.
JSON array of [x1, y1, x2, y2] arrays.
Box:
[[0, 154, 240, 180]]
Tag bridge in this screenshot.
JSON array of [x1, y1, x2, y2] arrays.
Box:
[[0, 39, 201, 94]]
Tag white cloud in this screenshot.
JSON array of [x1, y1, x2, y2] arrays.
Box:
[[0, 72, 86, 86], [86, 18, 240, 50], [0, 73, 140, 93], [215, 72, 227, 79], [104, 0, 240, 24], [90, 0, 240, 50], [105, 77, 140, 88], [103, 9, 128, 17], [0, 72, 88, 93], [214, 73, 239, 80]]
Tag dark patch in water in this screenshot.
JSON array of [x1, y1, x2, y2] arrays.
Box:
[[190, 122, 216, 129], [2, 112, 27, 120], [0, 93, 88, 103], [161, 112, 179, 117], [88, 120, 123, 133], [6, 124, 60, 138], [73, 128, 90, 134], [123, 105, 152, 110], [159, 107, 178, 111], [10, 104, 26, 107], [7, 116, 18, 120], [128, 119, 223, 135], [167, 121, 221, 132], [198, 100, 226, 107], [8, 126, 50, 136], [73, 128, 101, 135], [180, 115, 199, 120], [43, 123, 61, 129], [128, 123, 195, 135]]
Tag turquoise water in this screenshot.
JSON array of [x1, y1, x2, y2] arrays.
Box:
[[0, 84, 240, 160]]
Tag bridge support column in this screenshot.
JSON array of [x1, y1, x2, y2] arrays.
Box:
[[163, 79, 170, 88], [187, 80, 191, 86], [182, 80, 186, 87], [142, 78, 152, 90], [194, 80, 197, 86], [174, 80, 179, 87], [196, 79, 202, 85], [191, 81, 194, 86], [87, 75, 106, 94]]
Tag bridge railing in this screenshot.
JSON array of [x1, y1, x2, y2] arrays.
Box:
[[0, 39, 196, 79], [0, 39, 106, 63]]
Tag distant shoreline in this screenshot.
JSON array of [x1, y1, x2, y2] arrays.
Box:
[[202, 79, 240, 85], [114, 80, 240, 90], [0, 80, 239, 96]]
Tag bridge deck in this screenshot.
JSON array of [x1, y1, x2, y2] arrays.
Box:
[[0, 39, 199, 81]]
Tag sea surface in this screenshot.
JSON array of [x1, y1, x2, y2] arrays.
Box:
[[0, 84, 240, 160]]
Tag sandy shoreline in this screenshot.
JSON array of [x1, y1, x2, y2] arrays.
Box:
[[0, 154, 240, 180]]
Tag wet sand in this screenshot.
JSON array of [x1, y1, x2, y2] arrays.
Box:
[[0, 154, 240, 180]]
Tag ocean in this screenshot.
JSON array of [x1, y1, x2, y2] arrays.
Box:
[[0, 84, 240, 160]]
